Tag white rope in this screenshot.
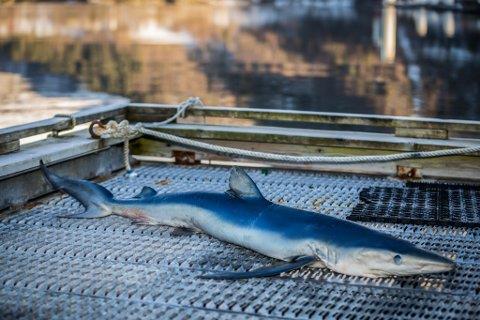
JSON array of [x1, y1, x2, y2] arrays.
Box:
[[149, 97, 203, 126], [123, 137, 132, 172], [136, 127, 480, 164], [100, 97, 203, 173], [99, 97, 480, 166]]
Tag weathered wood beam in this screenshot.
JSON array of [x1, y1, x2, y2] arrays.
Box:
[[142, 124, 480, 153], [0, 129, 128, 210], [0, 140, 19, 155], [394, 128, 449, 139], [0, 98, 129, 146], [0, 131, 125, 179], [127, 103, 480, 134], [0, 146, 125, 211]]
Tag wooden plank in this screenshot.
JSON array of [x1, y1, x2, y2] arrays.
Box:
[[0, 117, 67, 144], [128, 103, 480, 133], [395, 128, 449, 139], [142, 124, 480, 153], [71, 98, 130, 123], [0, 98, 129, 144], [0, 146, 125, 211], [127, 107, 177, 122], [0, 140, 20, 155], [0, 130, 125, 179]]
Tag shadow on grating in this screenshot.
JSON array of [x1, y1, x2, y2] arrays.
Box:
[[348, 181, 480, 227]]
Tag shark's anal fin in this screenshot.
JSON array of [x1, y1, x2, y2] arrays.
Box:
[[199, 256, 317, 280], [58, 207, 108, 219], [170, 227, 195, 237], [133, 186, 157, 199], [228, 167, 265, 200]]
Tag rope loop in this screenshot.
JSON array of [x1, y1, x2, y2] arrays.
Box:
[[147, 96, 204, 127]]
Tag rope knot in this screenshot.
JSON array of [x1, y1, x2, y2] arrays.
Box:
[[89, 97, 205, 175], [100, 120, 139, 139], [177, 96, 203, 119]]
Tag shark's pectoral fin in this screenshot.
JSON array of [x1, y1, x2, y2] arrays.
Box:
[[171, 227, 195, 237], [58, 207, 110, 219], [199, 256, 317, 280], [133, 186, 157, 199]]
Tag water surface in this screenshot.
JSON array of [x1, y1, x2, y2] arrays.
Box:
[[0, 1, 479, 122]]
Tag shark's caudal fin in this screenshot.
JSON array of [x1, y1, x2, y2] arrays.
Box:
[[227, 167, 265, 200], [39, 160, 114, 218]]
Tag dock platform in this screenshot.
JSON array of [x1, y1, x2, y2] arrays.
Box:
[[1, 164, 478, 319]]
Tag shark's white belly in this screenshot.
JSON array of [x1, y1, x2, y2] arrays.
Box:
[[215, 225, 304, 260], [144, 203, 317, 263]]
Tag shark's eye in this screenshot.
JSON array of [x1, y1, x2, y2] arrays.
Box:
[[393, 255, 402, 265]]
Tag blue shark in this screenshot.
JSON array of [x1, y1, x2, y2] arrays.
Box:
[[40, 161, 455, 279]]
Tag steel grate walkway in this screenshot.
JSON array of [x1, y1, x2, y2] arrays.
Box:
[[1, 164, 479, 319]]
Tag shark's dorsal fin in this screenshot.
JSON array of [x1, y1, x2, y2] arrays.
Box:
[[227, 167, 264, 200], [133, 186, 157, 199]]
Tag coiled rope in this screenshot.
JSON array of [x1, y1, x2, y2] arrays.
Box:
[[99, 97, 203, 173], [95, 97, 480, 171]]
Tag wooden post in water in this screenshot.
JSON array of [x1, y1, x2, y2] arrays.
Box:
[[381, 4, 397, 64]]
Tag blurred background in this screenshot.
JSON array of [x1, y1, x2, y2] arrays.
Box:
[[0, 0, 479, 128]]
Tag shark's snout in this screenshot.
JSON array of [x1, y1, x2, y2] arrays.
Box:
[[409, 248, 455, 274]]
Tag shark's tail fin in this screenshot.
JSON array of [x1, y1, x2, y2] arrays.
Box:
[[40, 160, 114, 218]]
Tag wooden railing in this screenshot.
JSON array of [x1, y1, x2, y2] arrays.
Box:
[[1, 101, 480, 209], [0, 99, 128, 155], [128, 103, 480, 139], [2, 101, 480, 156]]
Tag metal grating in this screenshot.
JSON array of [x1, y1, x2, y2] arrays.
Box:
[[349, 184, 480, 227], [1, 164, 480, 319]]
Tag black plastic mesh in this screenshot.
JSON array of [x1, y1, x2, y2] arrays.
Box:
[[348, 183, 480, 227]]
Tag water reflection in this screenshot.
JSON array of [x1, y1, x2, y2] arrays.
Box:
[[0, 2, 479, 120]]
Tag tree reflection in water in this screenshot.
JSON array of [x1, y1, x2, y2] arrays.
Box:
[[0, 1, 479, 120]]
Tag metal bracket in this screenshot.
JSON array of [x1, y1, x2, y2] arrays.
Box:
[[172, 150, 199, 165], [52, 114, 77, 137], [396, 165, 422, 179], [89, 120, 107, 139]]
